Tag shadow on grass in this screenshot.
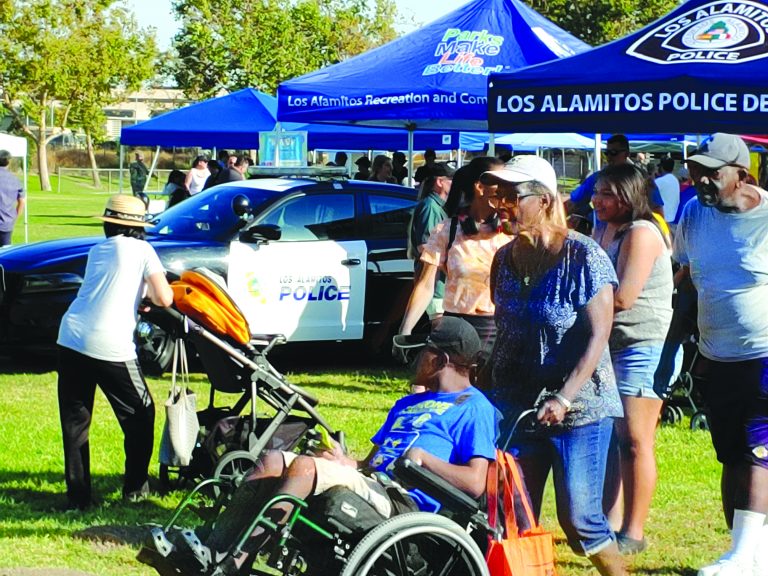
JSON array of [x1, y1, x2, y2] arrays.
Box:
[[0, 470, 177, 543]]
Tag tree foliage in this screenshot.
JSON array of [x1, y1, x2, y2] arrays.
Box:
[[0, 0, 156, 190], [169, 0, 399, 98], [527, 0, 680, 45]]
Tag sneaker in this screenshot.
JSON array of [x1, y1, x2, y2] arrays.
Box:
[[124, 480, 151, 503], [698, 558, 753, 576], [616, 532, 648, 555]]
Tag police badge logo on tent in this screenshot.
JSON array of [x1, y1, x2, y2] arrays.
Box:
[[627, 0, 768, 64]]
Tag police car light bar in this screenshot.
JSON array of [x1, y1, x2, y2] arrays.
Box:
[[248, 166, 349, 179]]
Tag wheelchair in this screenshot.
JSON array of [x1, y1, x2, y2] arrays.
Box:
[[139, 456, 493, 576]]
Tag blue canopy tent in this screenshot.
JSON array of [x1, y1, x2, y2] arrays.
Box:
[[488, 0, 768, 134], [120, 88, 458, 151], [277, 0, 589, 132]]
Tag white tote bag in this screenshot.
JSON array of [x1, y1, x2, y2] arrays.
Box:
[[159, 339, 200, 467]]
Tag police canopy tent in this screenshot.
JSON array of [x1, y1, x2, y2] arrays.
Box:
[[120, 88, 458, 150], [277, 0, 589, 131], [487, 0, 768, 134]]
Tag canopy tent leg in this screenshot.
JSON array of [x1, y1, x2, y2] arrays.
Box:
[[407, 124, 415, 188], [23, 155, 28, 244], [119, 145, 125, 193], [594, 133, 602, 172], [145, 146, 161, 192]]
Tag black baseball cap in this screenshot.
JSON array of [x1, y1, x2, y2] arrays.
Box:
[[426, 316, 480, 365]]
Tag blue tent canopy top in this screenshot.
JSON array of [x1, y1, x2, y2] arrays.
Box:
[[120, 88, 458, 151], [277, 0, 589, 130], [488, 0, 768, 133]]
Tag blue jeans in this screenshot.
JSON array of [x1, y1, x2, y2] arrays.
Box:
[[510, 418, 616, 556]]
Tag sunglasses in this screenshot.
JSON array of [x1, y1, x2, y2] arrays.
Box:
[[490, 193, 541, 205], [605, 149, 628, 157]]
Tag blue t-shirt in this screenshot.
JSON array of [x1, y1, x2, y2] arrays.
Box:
[[370, 387, 499, 510], [490, 232, 623, 430], [571, 170, 664, 207]]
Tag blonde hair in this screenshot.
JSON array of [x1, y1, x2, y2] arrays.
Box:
[[515, 180, 568, 230]]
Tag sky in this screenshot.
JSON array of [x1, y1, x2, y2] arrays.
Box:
[[127, 0, 469, 51]]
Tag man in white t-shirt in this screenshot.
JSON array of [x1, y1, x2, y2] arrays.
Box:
[[655, 157, 680, 225], [57, 195, 173, 510], [673, 134, 768, 576]]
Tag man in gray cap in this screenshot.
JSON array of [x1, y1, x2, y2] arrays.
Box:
[[672, 133, 768, 576], [0, 149, 24, 247]]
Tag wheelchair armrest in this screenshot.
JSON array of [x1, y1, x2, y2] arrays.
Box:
[[393, 458, 480, 517]]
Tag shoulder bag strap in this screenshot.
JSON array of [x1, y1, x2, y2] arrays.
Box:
[[503, 451, 537, 530]]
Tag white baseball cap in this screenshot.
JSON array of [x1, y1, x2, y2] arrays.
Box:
[[480, 155, 558, 195]]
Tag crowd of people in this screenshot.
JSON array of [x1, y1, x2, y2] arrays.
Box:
[[395, 133, 767, 576], [65, 134, 766, 576]]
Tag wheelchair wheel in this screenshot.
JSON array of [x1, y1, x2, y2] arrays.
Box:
[[339, 512, 489, 576], [212, 450, 257, 497]]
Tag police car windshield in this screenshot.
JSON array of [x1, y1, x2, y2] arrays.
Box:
[[147, 186, 279, 241]]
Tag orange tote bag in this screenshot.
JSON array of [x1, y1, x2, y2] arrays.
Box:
[[485, 449, 556, 576]]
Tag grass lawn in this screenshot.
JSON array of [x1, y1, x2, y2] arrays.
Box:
[[0, 362, 727, 575], [0, 174, 730, 575]]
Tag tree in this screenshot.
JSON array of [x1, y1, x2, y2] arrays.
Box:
[[0, 0, 157, 191], [527, 0, 679, 45], [168, 0, 398, 99]]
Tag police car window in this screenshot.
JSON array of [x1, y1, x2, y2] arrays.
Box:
[[360, 194, 416, 240], [259, 194, 355, 241]]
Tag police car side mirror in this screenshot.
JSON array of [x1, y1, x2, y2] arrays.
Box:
[[232, 194, 252, 217], [239, 224, 282, 244]]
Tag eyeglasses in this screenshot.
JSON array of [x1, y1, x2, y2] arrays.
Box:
[[490, 193, 540, 205], [605, 149, 628, 157]]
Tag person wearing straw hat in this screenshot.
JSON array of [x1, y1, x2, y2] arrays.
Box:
[[56, 194, 174, 510]]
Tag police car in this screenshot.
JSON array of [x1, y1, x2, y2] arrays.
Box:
[[0, 173, 418, 371]]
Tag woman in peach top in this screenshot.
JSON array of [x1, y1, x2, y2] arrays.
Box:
[[398, 156, 510, 361]]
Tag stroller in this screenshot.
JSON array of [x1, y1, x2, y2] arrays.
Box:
[[149, 268, 342, 490]]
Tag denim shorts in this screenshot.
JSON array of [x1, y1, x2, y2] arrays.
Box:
[[696, 356, 768, 469], [612, 344, 682, 400]]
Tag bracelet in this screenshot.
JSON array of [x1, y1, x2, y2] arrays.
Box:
[[553, 392, 572, 411]]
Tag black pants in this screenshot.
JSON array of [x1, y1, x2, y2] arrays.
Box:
[[57, 346, 155, 506]]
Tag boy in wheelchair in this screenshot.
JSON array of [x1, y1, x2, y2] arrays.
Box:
[[142, 315, 499, 576]]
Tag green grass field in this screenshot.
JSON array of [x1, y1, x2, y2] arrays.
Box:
[[0, 175, 730, 575]]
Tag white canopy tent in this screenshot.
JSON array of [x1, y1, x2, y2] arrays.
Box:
[[0, 133, 28, 243]]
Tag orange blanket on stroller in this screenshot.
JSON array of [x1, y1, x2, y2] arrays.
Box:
[[171, 269, 251, 345]]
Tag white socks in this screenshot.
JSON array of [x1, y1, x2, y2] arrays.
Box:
[[724, 510, 766, 564], [754, 523, 768, 576], [699, 511, 767, 576]]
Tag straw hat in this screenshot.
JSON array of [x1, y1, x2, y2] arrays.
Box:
[[96, 194, 149, 227]]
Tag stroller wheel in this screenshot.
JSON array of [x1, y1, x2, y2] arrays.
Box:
[[212, 450, 257, 497], [661, 405, 682, 426], [690, 411, 710, 432]]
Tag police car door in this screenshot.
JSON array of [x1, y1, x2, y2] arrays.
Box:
[[227, 191, 367, 341]]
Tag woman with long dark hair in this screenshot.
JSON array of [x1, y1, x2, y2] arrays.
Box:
[[398, 156, 507, 363], [592, 163, 676, 555]]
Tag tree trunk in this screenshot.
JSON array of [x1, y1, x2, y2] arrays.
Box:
[[36, 113, 51, 191], [86, 133, 101, 188]]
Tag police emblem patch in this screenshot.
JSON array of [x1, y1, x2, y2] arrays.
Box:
[[626, 0, 768, 64]]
